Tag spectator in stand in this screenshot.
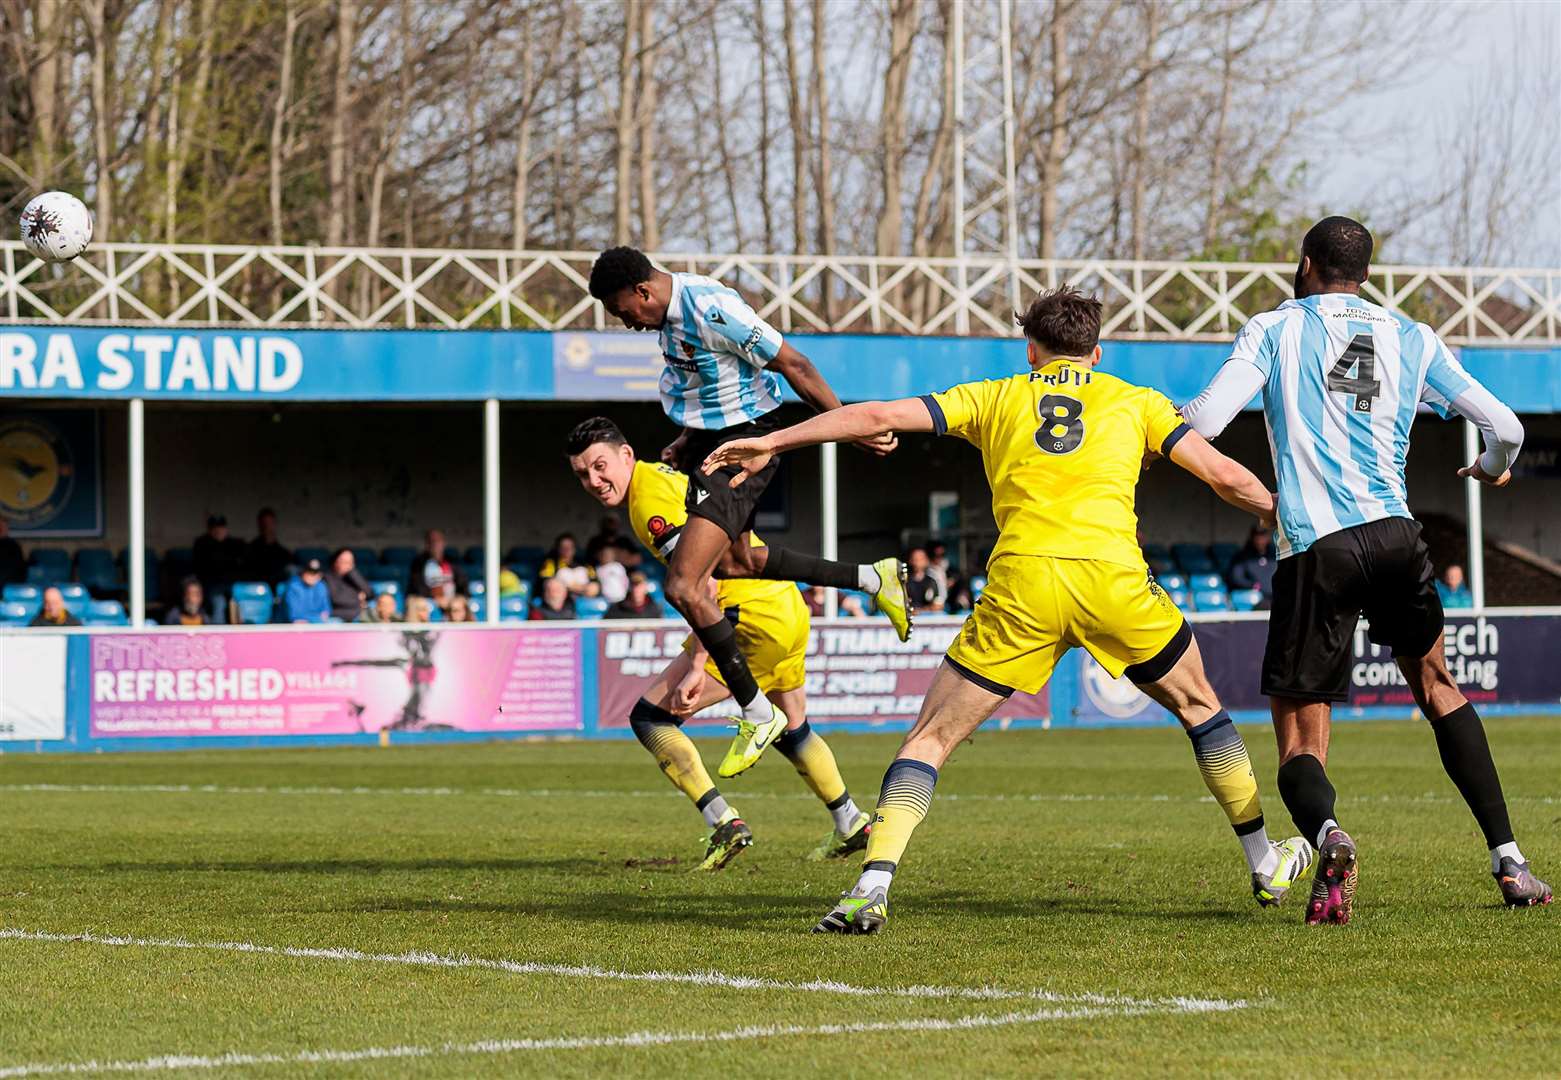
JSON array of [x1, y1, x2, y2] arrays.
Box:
[[498, 567, 525, 598], [0, 517, 24, 587], [586, 513, 630, 566], [927, 540, 956, 608], [29, 586, 81, 627], [839, 593, 870, 618], [803, 586, 826, 618], [326, 548, 372, 622], [162, 577, 210, 626], [448, 594, 477, 623], [540, 533, 597, 596], [405, 596, 432, 624], [409, 529, 468, 612], [192, 514, 248, 623], [1437, 564, 1474, 609], [362, 592, 399, 623], [530, 576, 576, 621], [1228, 525, 1278, 601], [246, 507, 293, 586], [283, 558, 331, 623], [607, 571, 659, 618], [904, 547, 941, 614], [595, 542, 630, 604]]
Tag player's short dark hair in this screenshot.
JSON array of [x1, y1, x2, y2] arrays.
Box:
[[1015, 286, 1102, 356], [588, 247, 654, 300], [1302, 216, 1373, 284], [566, 416, 628, 457]]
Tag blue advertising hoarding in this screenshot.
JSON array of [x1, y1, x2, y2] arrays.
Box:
[[1, 326, 1557, 412]]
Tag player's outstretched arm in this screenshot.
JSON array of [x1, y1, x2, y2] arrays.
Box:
[[1167, 429, 1277, 526], [767, 343, 897, 457], [1450, 384, 1524, 488], [702, 398, 934, 487]]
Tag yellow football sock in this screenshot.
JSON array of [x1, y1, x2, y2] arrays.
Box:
[[630, 700, 732, 827], [863, 757, 939, 871], [774, 721, 847, 804], [1186, 710, 1264, 832]]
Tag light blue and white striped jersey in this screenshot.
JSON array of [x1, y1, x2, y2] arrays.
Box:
[[657, 273, 785, 430], [1226, 294, 1477, 558]]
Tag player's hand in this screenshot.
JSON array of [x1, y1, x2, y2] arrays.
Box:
[[701, 437, 776, 488], [1457, 459, 1511, 487], [853, 432, 899, 456], [1140, 449, 1161, 472], [672, 670, 707, 716], [661, 432, 689, 468]]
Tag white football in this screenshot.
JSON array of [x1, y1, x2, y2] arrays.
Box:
[[19, 191, 94, 262]]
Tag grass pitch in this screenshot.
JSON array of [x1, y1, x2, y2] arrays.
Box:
[[2, 717, 1558, 1078]]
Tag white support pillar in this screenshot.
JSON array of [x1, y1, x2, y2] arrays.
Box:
[[821, 442, 839, 618], [128, 399, 146, 626], [1464, 418, 1485, 609], [484, 398, 501, 624]]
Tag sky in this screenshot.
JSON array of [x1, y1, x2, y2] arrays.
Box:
[[1309, 0, 1560, 266]]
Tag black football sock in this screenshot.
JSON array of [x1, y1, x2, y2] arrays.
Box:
[[1277, 753, 1338, 848], [690, 615, 762, 711], [750, 547, 864, 590], [1428, 702, 1515, 849]]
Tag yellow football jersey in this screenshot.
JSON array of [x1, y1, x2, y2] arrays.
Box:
[[625, 460, 794, 608], [925, 358, 1188, 570]]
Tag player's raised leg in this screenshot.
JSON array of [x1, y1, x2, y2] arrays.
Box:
[[1132, 626, 1313, 906], [664, 515, 788, 772], [632, 650, 753, 870], [1396, 639, 1551, 907], [814, 660, 1007, 934], [718, 540, 911, 643], [764, 685, 870, 860]]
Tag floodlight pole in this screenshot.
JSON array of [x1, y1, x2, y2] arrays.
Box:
[[1463, 419, 1485, 609], [128, 398, 146, 626], [484, 399, 501, 624]]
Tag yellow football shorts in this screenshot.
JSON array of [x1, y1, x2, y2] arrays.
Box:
[[945, 555, 1187, 695], [683, 585, 809, 695]]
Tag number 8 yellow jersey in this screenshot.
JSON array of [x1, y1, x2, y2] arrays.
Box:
[[922, 358, 1189, 570]]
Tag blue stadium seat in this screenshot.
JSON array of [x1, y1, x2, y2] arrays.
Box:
[[1167, 588, 1192, 608], [84, 599, 128, 626], [426, 604, 445, 622], [25, 565, 50, 585], [467, 580, 485, 598], [1228, 588, 1263, 611], [3, 584, 40, 604], [498, 596, 529, 621], [75, 547, 122, 590], [230, 582, 275, 625], [293, 546, 329, 566], [1142, 543, 1171, 564], [55, 582, 87, 601], [1172, 543, 1215, 573], [505, 545, 546, 566], [643, 578, 662, 598], [469, 597, 486, 620], [1190, 572, 1225, 592], [1146, 556, 1175, 576], [349, 547, 377, 568], [0, 600, 35, 624], [501, 580, 532, 605], [657, 599, 679, 619], [1193, 589, 1231, 612], [30, 548, 70, 574], [462, 545, 486, 566], [380, 545, 418, 569], [505, 562, 539, 585], [575, 596, 609, 620], [1156, 573, 1187, 592], [970, 575, 988, 601], [1210, 542, 1241, 570]]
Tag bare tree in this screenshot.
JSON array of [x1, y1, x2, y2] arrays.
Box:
[[636, 0, 659, 249], [326, 0, 357, 248]]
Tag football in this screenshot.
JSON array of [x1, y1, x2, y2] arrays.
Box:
[[19, 190, 93, 262]]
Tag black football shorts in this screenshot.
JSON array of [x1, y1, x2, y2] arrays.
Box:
[[673, 415, 781, 543], [1262, 516, 1444, 702]]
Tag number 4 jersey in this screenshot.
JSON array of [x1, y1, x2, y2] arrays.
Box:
[[922, 360, 1190, 570], [1182, 293, 1524, 559]]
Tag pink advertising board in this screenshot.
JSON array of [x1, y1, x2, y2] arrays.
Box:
[[88, 627, 581, 738]]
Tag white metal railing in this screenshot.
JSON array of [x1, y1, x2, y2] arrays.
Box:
[[1, 241, 1557, 344]]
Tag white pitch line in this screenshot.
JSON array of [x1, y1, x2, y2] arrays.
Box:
[[2, 781, 1555, 807], [0, 928, 1247, 1013], [0, 1004, 1178, 1078]]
